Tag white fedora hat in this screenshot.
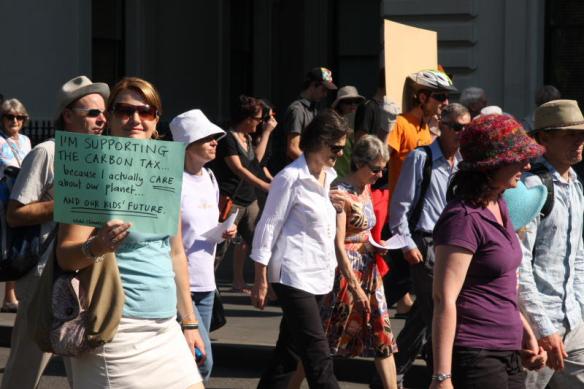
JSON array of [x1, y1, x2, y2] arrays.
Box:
[[55, 75, 110, 120]]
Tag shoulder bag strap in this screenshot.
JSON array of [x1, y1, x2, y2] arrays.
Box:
[[408, 145, 433, 232], [0, 132, 22, 167]]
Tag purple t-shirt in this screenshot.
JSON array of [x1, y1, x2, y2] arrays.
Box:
[[433, 198, 523, 350]]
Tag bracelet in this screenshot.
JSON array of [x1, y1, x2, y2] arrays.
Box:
[[81, 237, 105, 263], [181, 323, 199, 330], [431, 373, 452, 382]]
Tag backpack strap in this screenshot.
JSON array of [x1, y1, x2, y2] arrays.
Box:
[[408, 145, 433, 232], [530, 163, 554, 219]]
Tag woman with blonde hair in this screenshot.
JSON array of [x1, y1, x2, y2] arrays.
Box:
[[57, 77, 205, 388]]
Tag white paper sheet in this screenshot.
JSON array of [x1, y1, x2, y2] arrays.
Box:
[[200, 209, 239, 244], [368, 233, 407, 250]]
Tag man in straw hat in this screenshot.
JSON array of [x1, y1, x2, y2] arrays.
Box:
[[518, 99, 584, 388], [2, 75, 109, 389]]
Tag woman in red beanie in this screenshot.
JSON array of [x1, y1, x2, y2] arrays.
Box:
[[430, 114, 547, 389]]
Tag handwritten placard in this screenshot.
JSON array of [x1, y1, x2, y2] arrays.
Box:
[[54, 131, 185, 235]]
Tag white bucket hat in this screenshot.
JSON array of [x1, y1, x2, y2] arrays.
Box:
[[169, 109, 225, 145]]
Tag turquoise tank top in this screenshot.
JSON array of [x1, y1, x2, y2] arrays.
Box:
[[116, 231, 177, 319]]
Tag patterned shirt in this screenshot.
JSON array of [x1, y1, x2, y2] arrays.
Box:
[[518, 158, 584, 338]]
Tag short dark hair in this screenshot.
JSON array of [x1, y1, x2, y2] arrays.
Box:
[[302, 79, 320, 91], [535, 85, 561, 106], [231, 95, 262, 126], [300, 109, 349, 154]]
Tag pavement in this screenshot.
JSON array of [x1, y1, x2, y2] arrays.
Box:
[[0, 264, 430, 388]]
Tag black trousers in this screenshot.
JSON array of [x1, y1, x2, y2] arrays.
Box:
[[452, 347, 526, 388], [257, 283, 340, 389], [394, 234, 435, 380], [383, 249, 412, 307]]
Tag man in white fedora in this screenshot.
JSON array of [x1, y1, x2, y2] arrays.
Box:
[[1, 75, 109, 389], [519, 99, 584, 388]]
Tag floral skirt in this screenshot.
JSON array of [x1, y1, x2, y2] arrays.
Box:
[[321, 249, 398, 358]]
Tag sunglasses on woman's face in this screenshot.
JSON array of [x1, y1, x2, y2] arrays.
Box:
[[112, 103, 158, 121], [368, 165, 386, 174], [3, 114, 27, 122], [195, 133, 226, 144]]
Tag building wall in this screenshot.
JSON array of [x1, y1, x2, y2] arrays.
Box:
[[383, 0, 546, 118], [0, 0, 92, 121], [0, 0, 548, 125]]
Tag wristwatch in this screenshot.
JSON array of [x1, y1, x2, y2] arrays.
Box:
[[82, 236, 105, 263], [431, 373, 452, 382]]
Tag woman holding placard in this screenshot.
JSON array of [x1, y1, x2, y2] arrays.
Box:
[[169, 109, 237, 381], [56, 77, 205, 389]]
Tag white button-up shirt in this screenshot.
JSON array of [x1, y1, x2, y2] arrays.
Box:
[[251, 154, 337, 295]]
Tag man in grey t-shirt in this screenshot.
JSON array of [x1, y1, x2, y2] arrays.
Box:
[[269, 67, 337, 174], [1, 75, 109, 389]]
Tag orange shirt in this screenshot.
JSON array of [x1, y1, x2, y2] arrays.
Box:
[[386, 112, 432, 205]]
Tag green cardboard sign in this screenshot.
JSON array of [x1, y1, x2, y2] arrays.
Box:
[[54, 131, 185, 235]]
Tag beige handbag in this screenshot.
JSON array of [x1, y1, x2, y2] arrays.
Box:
[[28, 248, 125, 355]]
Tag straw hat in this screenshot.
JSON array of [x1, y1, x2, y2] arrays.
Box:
[[534, 99, 584, 132], [332, 86, 365, 109], [55, 76, 110, 120]]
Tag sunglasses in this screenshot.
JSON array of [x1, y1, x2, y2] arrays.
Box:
[[71, 108, 105, 118], [112, 103, 158, 121], [448, 122, 466, 132], [329, 144, 345, 154], [195, 133, 226, 143], [3, 114, 27, 122], [368, 165, 386, 174], [340, 100, 361, 106], [431, 93, 449, 102]]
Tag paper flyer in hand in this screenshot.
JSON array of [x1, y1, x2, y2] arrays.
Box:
[[200, 209, 239, 243], [368, 233, 407, 250]]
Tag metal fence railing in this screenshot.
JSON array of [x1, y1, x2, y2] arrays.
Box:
[[22, 120, 55, 147]]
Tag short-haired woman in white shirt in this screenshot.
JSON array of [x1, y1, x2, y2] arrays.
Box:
[[251, 109, 348, 388], [169, 109, 237, 382]]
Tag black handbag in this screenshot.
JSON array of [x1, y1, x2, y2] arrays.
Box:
[[0, 222, 56, 281], [209, 289, 227, 332]]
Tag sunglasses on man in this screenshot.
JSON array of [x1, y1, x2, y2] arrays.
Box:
[[71, 108, 105, 118], [329, 144, 345, 154], [448, 122, 466, 132], [430, 93, 449, 102]]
